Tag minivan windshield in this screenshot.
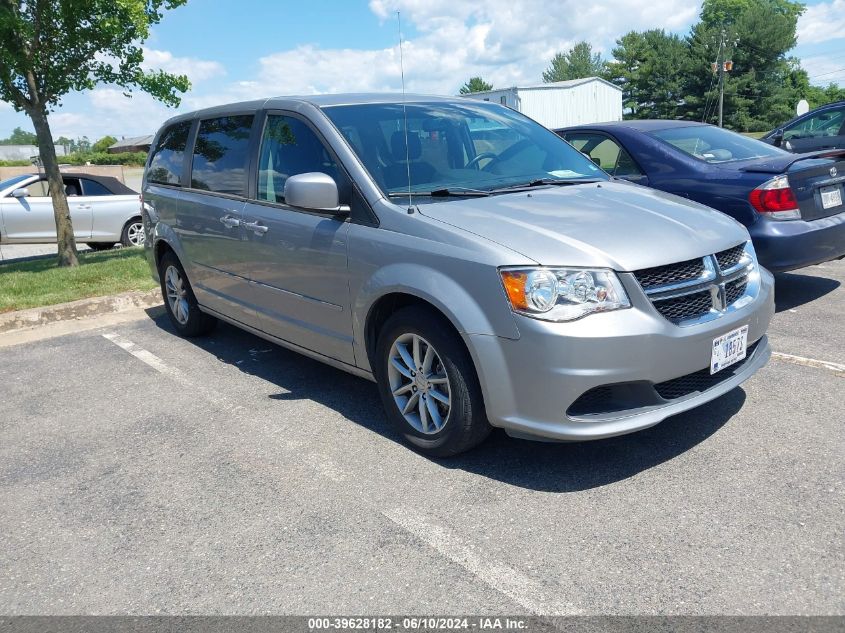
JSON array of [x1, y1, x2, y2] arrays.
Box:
[[322, 101, 606, 197], [651, 125, 788, 163]]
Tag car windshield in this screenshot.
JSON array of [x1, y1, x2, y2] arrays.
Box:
[[322, 101, 606, 197], [0, 174, 32, 191], [651, 125, 788, 163]]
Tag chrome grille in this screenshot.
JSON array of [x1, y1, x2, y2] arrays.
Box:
[[633, 242, 755, 326], [633, 258, 706, 289], [716, 244, 745, 271], [651, 290, 713, 323]]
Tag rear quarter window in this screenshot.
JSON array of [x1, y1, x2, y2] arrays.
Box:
[[147, 121, 192, 186]]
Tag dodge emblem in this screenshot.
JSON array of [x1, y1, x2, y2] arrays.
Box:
[[832, 166, 838, 178]]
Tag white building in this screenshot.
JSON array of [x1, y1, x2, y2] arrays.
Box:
[[0, 144, 68, 161], [462, 77, 623, 129]]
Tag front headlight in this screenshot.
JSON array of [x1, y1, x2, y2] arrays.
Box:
[[500, 268, 631, 322]]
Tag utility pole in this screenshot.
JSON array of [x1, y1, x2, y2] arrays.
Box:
[[713, 28, 736, 128]]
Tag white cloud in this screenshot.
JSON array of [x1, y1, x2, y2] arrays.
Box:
[[253, 0, 700, 96], [802, 54, 845, 85], [798, 0, 845, 46], [141, 47, 226, 85]]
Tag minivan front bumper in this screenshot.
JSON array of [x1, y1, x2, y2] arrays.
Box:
[[465, 268, 774, 441]]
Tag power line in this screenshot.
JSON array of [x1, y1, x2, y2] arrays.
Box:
[[809, 67, 845, 79]]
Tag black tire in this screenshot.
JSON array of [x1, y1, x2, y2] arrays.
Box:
[[120, 217, 144, 247], [158, 251, 216, 337], [375, 306, 491, 457], [86, 242, 115, 251]]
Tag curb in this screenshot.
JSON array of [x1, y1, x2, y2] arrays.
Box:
[[0, 288, 163, 334]]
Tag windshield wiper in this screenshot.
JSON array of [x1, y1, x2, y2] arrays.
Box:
[[387, 187, 491, 198], [496, 178, 602, 190]]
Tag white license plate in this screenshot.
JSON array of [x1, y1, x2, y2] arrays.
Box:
[[821, 185, 842, 210], [711, 325, 749, 375]]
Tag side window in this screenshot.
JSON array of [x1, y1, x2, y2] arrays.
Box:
[[784, 108, 845, 140], [80, 179, 112, 196], [63, 178, 82, 196], [257, 115, 340, 204], [191, 115, 254, 195], [565, 133, 642, 177], [148, 121, 191, 186], [27, 179, 49, 197]]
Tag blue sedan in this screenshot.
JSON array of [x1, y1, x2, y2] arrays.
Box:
[[555, 120, 845, 272]]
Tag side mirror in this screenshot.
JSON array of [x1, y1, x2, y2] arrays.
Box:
[[284, 172, 348, 214], [771, 129, 784, 147], [11, 188, 29, 198]]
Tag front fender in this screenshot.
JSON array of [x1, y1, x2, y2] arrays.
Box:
[[352, 262, 520, 373]]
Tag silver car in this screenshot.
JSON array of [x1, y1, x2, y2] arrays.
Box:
[[143, 95, 774, 456], [0, 172, 143, 249]]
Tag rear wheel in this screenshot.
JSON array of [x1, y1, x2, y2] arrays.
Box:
[[121, 218, 144, 247], [158, 251, 216, 337], [375, 306, 491, 456]]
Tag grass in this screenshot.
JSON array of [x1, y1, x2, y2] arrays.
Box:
[[741, 131, 768, 139], [0, 248, 157, 314]]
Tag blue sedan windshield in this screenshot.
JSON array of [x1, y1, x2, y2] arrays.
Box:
[[323, 101, 606, 195], [651, 125, 788, 163]]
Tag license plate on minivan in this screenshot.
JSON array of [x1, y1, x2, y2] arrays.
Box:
[[821, 185, 842, 209], [711, 325, 748, 375]]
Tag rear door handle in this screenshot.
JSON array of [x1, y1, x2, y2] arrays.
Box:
[[242, 221, 269, 235], [219, 215, 240, 229]]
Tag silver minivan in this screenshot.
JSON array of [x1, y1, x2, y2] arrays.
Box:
[[143, 94, 774, 455]]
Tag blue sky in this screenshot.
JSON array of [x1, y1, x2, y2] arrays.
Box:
[[1, 0, 843, 142]]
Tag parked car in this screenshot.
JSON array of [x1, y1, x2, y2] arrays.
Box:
[[143, 95, 773, 456], [760, 101, 845, 153], [0, 172, 143, 249], [556, 121, 845, 272]]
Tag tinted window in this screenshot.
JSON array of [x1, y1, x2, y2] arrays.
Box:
[[191, 115, 254, 195], [651, 125, 787, 163], [81, 179, 112, 196], [565, 132, 643, 177], [148, 121, 191, 186], [784, 107, 845, 140], [257, 115, 340, 204]]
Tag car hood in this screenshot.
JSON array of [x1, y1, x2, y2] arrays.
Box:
[[419, 181, 749, 271]]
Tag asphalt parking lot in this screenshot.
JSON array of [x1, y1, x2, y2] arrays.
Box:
[[0, 260, 842, 615]]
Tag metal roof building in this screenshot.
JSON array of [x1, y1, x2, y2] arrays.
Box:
[[461, 77, 623, 129], [108, 135, 154, 154], [0, 144, 68, 161]]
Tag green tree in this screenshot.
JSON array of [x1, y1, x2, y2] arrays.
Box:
[[91, 135, 117, 153], [0, 125, 38, 144], [543, 42, 606, 83], [681, 0, 806, 131], [606, 30, 688, 119], [0, 0, 190, 267], [459, 77, 493, 94]]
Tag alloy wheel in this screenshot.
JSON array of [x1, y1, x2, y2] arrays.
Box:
[[164, 265, 190, 325], [387, 333, 452, 434]]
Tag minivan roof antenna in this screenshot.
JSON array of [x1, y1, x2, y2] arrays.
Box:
[[397, 10, 414, 214]]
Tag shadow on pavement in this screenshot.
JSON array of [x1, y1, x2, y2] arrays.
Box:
[[148, 308, 745, 493], [774, 271, 840, 312]]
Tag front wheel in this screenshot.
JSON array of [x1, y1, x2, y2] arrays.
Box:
[[158, 251, 216, 337], [375, 306, 491, 456], [121, 218, 145, 247]]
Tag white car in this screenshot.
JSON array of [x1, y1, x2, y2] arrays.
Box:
[[0, 172, 143, 249]]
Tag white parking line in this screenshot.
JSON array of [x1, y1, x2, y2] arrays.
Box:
[[772, 352, 845, 374], [102, 332, 182, 377], [381, 507, 565, 615]]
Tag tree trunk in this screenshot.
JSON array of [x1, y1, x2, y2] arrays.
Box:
[[29, 106, 79, 267]]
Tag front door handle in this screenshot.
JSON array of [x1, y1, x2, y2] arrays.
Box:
[[76, 204, 92, 210], [242, 221, 269, 235], [219, 215, 240, 229]]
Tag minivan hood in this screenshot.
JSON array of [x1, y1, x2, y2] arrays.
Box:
[[419, 181, 748, 271]]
